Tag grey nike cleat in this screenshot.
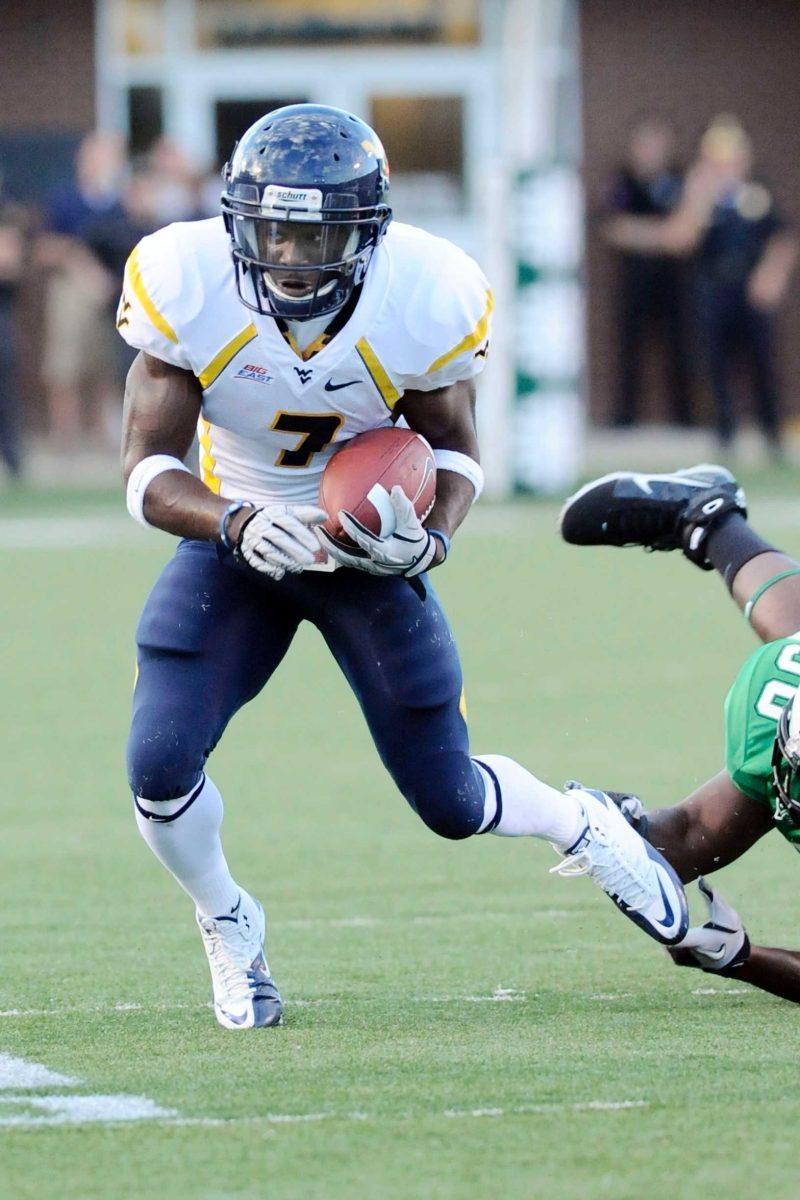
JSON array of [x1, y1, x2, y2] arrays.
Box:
[[197, 890, 283, 1030], [559, 464, 747, 569], [551, 783, 689, 945]]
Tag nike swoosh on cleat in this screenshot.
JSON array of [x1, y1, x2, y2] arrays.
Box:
[[698, 944, 727, 962], [629, 472, 715, 496], [651, 873, 677, 934], [642, 842, 689, 943], [218, 1008, 250, 1026]]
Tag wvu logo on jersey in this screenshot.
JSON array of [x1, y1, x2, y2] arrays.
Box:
[[235, 364, 274, 384], [294, 366, 314, 385]]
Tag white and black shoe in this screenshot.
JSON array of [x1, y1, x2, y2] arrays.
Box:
[[197, 889, 283, 1030], [551, 784, 689, 945], [559, 464, 747, 569]]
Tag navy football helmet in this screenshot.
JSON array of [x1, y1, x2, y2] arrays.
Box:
[[221, 103, 391, 320]]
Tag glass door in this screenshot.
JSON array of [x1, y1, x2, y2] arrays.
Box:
[[214, 97, 307, 166]]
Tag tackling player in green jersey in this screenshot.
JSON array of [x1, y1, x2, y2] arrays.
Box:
[[561, 463, 800, 1002]]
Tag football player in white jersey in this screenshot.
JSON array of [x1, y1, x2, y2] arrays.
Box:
[[119, 104, 687, 1030]]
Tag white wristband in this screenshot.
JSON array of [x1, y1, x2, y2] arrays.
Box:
[[126, 454, 192, 527], [433, 449, 484, 501]]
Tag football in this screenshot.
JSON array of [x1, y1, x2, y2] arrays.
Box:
[[320, 427, 437, 545]]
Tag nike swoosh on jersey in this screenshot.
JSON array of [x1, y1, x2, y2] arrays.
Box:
[[325, 378, 360, 391]]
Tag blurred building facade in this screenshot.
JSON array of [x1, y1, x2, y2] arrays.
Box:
[[1, 0, 798, 488], [93, 0, 584, 492], [1, 0, 583, 493]]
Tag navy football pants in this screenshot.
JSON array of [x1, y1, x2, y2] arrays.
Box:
[[127, 540, 486, 839]]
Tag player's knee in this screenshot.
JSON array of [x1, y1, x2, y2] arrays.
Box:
[[126, 707, 206, 801], [396, 751, 485, 840]]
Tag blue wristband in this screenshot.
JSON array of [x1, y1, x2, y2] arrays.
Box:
[[219, 500, 254, 550], [428, 529, 451, 561]]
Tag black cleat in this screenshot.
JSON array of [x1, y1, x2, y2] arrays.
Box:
[[559, 464, 747, 570]]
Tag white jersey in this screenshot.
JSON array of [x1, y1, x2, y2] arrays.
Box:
[[117, 217, 492, 505]]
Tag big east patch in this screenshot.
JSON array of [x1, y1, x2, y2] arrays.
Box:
[[235, 364, 274, 384]]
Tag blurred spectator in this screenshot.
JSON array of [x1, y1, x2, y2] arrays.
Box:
[[0, 176, 24, 479], [84, 169, 160, 391], [198, 166, 224, 219], [695, 119, 797, 452], [37, 131, 126, 447], [603, 116, 693, 427], [147, 136, 200, 223], [606, 116, 798, 453]]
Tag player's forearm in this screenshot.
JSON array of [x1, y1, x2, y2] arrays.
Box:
[[140, 471, 234, 543], [643, 799, 741, 883], [643, 774, 772, 883], [398, 379, 481, 563], [642, 806, 700, 882], [122, 352, 237, 543], [725, 946, 800, 1003], [425, 470, 476, 542]]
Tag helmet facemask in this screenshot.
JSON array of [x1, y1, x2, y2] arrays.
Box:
[[771, 697, 800, 824], [223, 183, 389, 320]]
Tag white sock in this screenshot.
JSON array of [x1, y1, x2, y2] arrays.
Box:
[[134, 774, 242, 917], [473, 755, 585, 848]]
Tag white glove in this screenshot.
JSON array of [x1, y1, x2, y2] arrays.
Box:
[[668, 877, 750, 972], [318, 485, 440, 578], [234, 504, 327, 580]]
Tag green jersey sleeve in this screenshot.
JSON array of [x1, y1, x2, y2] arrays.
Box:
[[724, 634, 800, 809]]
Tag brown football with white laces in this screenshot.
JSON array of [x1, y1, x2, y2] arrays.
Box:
[[320, 427, 437, 548]]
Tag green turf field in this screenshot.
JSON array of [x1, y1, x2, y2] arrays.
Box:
[[3, 490, 800, 1199]]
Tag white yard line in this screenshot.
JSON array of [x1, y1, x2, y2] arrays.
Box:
[[2, 975, 742, 1023], [691, 986, 751, 996], [2, 981, 647, 1021], [0, 1055, 176, 1129], [0, 1002, 208, 1019], [0, 991, 530, 1020], [165, 1099, 649, 1128], [444, 1099, 648, 1119], [0, 1054, 77, 1090], [0, 1094, 177, 1128], [0, 1053, 650, 1131], [423, 987, 528, 1004]]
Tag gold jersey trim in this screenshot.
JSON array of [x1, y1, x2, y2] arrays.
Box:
[[198, 323, 258, 390], [356, 337, 400, 411], [198, 417, 221, 494], [124, 245, 179, 345], [281, 326, 331, 361], [425, 289, 494, 376]]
